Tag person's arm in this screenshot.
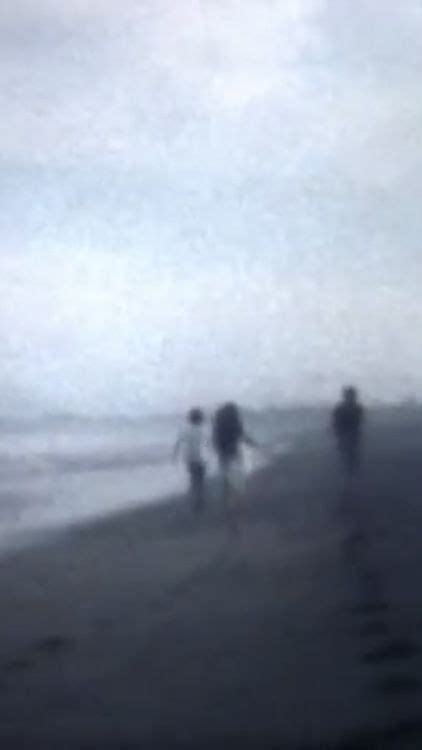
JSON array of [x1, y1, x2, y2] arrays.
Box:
[[243, 431, 280, 461], [242, 431, 258, 449], [173, 433, 183, 461], [331, 407, 340, 436], [204, 429, 214, 456]]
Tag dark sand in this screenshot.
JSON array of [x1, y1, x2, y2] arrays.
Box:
[[1, 411, 422, 748]]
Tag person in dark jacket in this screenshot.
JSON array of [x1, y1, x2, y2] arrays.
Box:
[[332, 386, 364, 475], [213, 402, 257, 533]]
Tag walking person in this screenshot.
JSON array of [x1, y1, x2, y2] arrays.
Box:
[[212, 402, 257, 534], [174, 408, 208, 513], [332, 386, 365, 476]]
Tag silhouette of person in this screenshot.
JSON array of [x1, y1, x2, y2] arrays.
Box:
[[212, 402, 257, 534], [174, 408, 207, 513], [332, 386, 364, 475]]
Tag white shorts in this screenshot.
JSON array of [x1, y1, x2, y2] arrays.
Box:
[[219, 456, 246, 494]]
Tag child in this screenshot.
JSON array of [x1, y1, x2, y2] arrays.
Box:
[[174, 408, 208, 513]]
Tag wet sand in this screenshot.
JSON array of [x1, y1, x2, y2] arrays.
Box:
[[1, 411, 422, 748]]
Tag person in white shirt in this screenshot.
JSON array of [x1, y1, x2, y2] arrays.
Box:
[[174, 408, 207, 513]]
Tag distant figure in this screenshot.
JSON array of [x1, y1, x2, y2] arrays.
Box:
[[174, 408, 207, 513], [213, 402, 257, 533], [332, 387, 364, 475]]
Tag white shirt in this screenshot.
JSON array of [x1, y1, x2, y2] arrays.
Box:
[[177, 424, 207, 465]]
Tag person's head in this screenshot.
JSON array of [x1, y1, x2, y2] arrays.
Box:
[[342, 386, 358, 404], [213, 402, 243, 454], [220, 402, 241, 424], [188, 408, 204, 425]]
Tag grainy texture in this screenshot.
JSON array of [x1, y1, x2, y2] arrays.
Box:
[[1, 414, 422, 748]]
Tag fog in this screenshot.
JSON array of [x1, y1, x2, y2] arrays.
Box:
[[1, 0, 422, 414]]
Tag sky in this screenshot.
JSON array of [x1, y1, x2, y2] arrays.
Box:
[[1, 0, 422, 414]]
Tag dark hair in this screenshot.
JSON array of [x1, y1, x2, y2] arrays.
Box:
[[213, 402, 243, 458], [188, 408, 204, 425], [343, 386, 357, 401]]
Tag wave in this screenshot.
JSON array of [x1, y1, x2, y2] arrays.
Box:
[[0, 412, 306, 550]]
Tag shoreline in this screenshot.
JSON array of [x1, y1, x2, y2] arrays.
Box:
[[0, 434, 292, 559], [1, 418, 422, 746]]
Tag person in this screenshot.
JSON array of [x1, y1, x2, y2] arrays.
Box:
[[332, 386, 365, 475], [212, 402, 257, 534], [174, 408, 208, 513]]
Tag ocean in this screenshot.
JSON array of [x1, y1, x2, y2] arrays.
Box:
[[0, 410, 322, 552]]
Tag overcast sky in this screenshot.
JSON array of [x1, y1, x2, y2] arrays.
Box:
[[1, 0, 421, 414]]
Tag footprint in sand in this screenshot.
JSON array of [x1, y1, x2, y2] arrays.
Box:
[[355, 620, 390, 637], [32, 635, 74, 655], [2, 635, 75, 678], [362, 638, 419, 664], [376, 673, 422, 695], [350, 600, 391, 616], [3, 657, 33, 673]]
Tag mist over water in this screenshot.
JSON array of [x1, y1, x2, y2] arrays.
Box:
[[0, 408, 309, 551]]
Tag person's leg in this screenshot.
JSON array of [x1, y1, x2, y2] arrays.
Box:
[[345, 436, 361, 476], [194, 462, 206, 512], [224, 459, 245, 535], [187, 463, 196, 511], [228, 490, 242, 535], [353, 435, 362, 475], [219, 459, 235, 530], [348, 441, 356, 475], [219, 461, 229, 510], [189, 462, 206, 513], [338, 438, 351, 474]]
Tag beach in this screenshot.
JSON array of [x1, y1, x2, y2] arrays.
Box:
[[0, 409, 422, 747]]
